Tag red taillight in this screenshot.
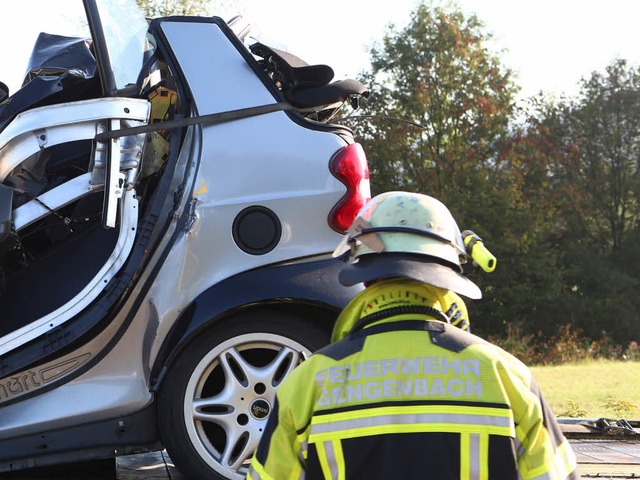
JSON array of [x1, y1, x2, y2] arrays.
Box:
[[328, 143, 371, 232]]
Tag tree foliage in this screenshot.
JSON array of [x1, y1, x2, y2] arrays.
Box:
[[545, 60, 640, 264], [471, 59, 640, 343], [352, 2, 565, 339], [528, 59, 640, 342], [356, 2, 517, 211], [352, 2, 640, 346], [136, 0, 216, 17]]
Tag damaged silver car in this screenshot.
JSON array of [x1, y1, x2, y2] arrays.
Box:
[[0, 1, 370, 479]]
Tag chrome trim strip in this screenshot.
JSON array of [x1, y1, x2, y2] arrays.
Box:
[[0, 98, 150, 181], [13, 172, 101, 231]]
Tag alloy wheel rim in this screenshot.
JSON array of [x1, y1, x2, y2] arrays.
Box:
[[183, 333, 311, 479]]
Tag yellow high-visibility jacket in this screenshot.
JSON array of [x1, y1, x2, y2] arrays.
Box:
[[248, 280, 578, 480]]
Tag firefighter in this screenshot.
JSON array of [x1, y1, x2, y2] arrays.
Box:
[[247, 191, 579, 479]]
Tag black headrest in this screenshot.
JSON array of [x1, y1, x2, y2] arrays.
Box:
[[250, 42, 334, 90], [286, 79, 370, 110]]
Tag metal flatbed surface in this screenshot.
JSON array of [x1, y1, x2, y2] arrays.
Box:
[[559, 418, 640, 478], [572, 440, 640, 478]]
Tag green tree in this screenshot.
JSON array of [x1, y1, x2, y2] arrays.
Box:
[[355, 1, 518, 217], [136, 0, 227, 17], [554, 60, 640, 266], [529, 59, 640, 343], [468, 122, 567, 339], [353, 2, 568, 337]]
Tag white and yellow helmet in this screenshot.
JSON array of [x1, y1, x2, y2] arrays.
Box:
[[333, 191, 481, 299]]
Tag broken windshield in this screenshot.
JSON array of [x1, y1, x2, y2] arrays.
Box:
[[91, 0, 154, 93]]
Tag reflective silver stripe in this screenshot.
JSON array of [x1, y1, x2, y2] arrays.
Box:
[[469, 433, 480, 480], [529, 473, 551, 480], [323, 440, 339, 480], [514, 435, 525, 459], [299, 439, 308, 464], [247, 465, 262, 480], [311, 412, 512, 436], [298, 439, 308, 479]]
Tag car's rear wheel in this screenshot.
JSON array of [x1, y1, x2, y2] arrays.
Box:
[[157, 310, 330, 480]]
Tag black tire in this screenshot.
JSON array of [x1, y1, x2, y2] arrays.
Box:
[[157, 310, 330, 480]]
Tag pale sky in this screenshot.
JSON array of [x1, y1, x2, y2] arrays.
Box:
[[2, 1, 639, 103], [227, 0, 640, 102]]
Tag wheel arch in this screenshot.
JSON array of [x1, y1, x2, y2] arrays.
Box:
[[150, 257, 362, 390]]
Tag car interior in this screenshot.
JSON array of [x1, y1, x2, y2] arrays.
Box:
[[0, 32, 170, 339]]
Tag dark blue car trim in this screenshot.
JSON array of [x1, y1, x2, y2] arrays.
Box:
[[150, 257, 362, 389]]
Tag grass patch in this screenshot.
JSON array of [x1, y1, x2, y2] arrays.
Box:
[[530, 359, 640, 418]]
